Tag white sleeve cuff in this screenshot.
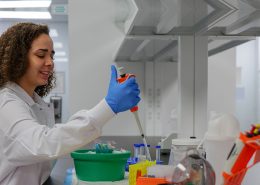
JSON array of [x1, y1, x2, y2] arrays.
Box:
[[87, 99, 115, 130]]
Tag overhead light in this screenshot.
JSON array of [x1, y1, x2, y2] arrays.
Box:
[[0, 1, 51, 8], [0, 11, 51, 19]]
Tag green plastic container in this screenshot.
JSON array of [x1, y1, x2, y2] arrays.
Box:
[[71, 149, 131, 181]]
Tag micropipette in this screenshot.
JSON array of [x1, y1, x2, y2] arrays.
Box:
[[117, 67, 151, 161]]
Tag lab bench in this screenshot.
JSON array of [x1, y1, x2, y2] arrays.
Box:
[[44, 136, 170, 185]]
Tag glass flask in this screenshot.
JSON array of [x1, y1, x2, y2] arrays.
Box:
[[169, 150, 215, 185]]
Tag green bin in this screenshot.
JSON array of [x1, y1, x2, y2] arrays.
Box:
[[71, 149, 130, 181]]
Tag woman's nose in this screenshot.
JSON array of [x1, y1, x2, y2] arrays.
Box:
[[45, 57, 54, 66]]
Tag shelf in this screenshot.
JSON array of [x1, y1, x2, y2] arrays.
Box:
[[114, 0, 260, 62]]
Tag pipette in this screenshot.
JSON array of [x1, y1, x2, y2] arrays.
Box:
[[117, 67, 151, 161]]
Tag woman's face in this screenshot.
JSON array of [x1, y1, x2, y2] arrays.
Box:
[[19, 33, 55, 91]]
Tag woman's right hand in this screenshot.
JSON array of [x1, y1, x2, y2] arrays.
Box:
[[105, 65, 140, 114]]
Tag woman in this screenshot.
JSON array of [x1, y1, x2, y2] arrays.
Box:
[[0, 23, 140, 185]]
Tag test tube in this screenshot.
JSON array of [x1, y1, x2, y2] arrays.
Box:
[[139, 144, 145, 155], [139, 143, 146, 161], [134, 143, 140, 161], [145, 144, 151, 160], [155, 145, 161, 164]]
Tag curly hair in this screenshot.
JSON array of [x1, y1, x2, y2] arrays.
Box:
[[0, 22, 56, 97]]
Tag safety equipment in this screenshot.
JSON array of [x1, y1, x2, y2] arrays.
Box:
[[105, 65, 140, 113]]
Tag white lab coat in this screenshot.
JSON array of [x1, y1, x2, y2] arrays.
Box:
[[0, 82, 115, 185]]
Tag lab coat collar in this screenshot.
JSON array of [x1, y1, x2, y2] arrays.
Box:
[[5, 82, 47, 108]]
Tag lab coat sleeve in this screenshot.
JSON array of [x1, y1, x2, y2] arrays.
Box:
[[0, 98, 115, 166]]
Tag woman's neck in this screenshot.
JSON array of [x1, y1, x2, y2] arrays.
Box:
[[16, 80, 35, 98]]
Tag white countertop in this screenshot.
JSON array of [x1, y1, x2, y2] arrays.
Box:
[[72, 171, 129, 185]]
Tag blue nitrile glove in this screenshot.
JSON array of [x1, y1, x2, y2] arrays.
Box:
[[105, 65, 141, 114]]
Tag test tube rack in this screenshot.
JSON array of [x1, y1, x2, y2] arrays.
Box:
[[223, 132, 260, 185]]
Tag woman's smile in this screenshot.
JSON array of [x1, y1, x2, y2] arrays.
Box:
[[39, 70, 51, 81]]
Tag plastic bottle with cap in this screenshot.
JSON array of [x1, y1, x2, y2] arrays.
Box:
[[63, 168, 74, 185], [204, 112, 240, 185]]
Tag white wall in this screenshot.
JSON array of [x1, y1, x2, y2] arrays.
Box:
[[235, 40, 260, 185], [144, 62, 178, 137], [208, 39, 260, 132], [69, 0, 146, 136], [208, 41, 260, 185], [236, 40, 258, 131], [208, 48, 236, 115]]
